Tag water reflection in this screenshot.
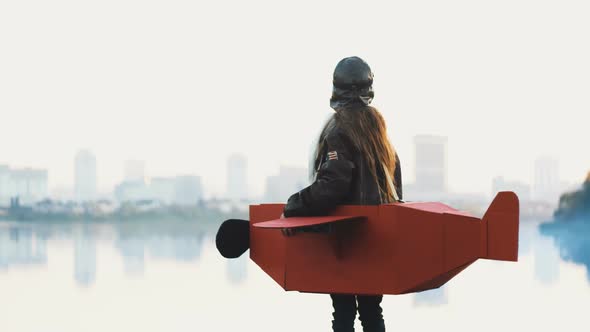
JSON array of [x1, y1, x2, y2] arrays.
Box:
[[114, 232, 207, 277], [74, 226, 97, 286], [116, 237, 145, 276], [0, 219, 576, 291], [114, 222, 208, 278], [0, 220, 224, 286], [533, 231, 560, 285], [227, 255, 248, 285], [408, 221, 556, 307], [0, 226, 47, 269], [144, 235, 205, 262], [413, 287, 448, 307], [540, 218, 590, 281], [0, 218, 588, 332], [518, 219, 537, 256]]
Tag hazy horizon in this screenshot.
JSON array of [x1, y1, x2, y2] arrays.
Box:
[[1, 0, 588, 198]]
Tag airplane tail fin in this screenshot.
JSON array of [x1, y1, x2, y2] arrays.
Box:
[[482, 191, 519, 262]]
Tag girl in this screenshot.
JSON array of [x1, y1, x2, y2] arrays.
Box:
[[281, 56, 403, 332]]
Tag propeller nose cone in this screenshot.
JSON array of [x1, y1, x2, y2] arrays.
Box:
[[216, 219, 250, 258]]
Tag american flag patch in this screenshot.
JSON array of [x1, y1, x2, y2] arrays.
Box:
[[327, 151, 338, 160]]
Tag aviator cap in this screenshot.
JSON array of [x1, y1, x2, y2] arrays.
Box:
[[330, 56, 374, 110]]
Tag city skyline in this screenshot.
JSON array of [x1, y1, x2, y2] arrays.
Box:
[[4, 137, 585, 200], [2, 139, 576, 206]]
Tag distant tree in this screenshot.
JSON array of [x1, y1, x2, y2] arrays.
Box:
[[554, 171, 590, 220]]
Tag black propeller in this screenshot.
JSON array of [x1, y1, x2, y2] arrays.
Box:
[[216, 219, 250, 258]]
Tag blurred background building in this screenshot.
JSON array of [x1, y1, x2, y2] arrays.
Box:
[[74, 149, 97, 202], [264, 165, 308, 202], [116, 160, 149, 202], [0, 165, 10, 205], [226, 153, 248, 202], [173, 175, 203, 205], [492, 176, 531, 202], [115, 173, 203, 206], [0, 165, 48, 206], [405, 135, 448, 201], [534, 156, 560, 204], [0, 138, 572, 222]]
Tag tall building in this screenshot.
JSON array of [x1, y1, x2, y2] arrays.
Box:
[[114, 160, 149, 202], [150, 177, 177, 204], [0, 165, 48, 205], [264, 175, 282, 203], [492, 176, 531, 201], [114, 180, 150, 202], [0, 165, 10, 204], [174, 175, 203, 205], [74, 149, 97, 202], [264, 165, 308, 202], [413, 135, 448, 197], [226, 153, 248, 201], [534, 157, 560, 204], [114, 175, 204, 205], [124, 160, 146, 183], [6, 168, 48, 205]]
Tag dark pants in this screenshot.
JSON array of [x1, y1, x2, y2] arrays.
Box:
[[330, 294, 385, 332]]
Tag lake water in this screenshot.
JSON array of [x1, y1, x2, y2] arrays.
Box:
[[0, 218, 587, 332]]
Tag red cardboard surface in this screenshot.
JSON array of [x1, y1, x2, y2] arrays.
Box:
[[483, 191, 520, 261], [249, 192, 519, 295], [284, 205, 393, 295], [249, 204, 286, 288]]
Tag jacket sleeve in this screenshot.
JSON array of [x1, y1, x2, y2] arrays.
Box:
[[283, 131, 355, 217], [394, 153, 403, 201]]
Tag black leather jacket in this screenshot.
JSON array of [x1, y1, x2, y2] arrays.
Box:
[[283, 126, 402, 217]]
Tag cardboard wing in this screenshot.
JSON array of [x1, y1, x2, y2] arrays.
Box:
[[253, 215, 365, 229]]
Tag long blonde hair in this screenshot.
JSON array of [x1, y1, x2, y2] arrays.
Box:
[[312, 105, 398, 203]]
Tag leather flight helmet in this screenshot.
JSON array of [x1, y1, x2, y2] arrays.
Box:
[[330, 56, 374, 110]]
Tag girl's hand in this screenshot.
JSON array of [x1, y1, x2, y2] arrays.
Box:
[[281, 228, 296, 237], [280, 213, 295, 236]]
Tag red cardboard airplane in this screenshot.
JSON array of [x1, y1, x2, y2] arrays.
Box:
[[246, 191, 519, 295]]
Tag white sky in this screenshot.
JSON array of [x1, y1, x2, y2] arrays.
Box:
[[1, 0, 589, 198]]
